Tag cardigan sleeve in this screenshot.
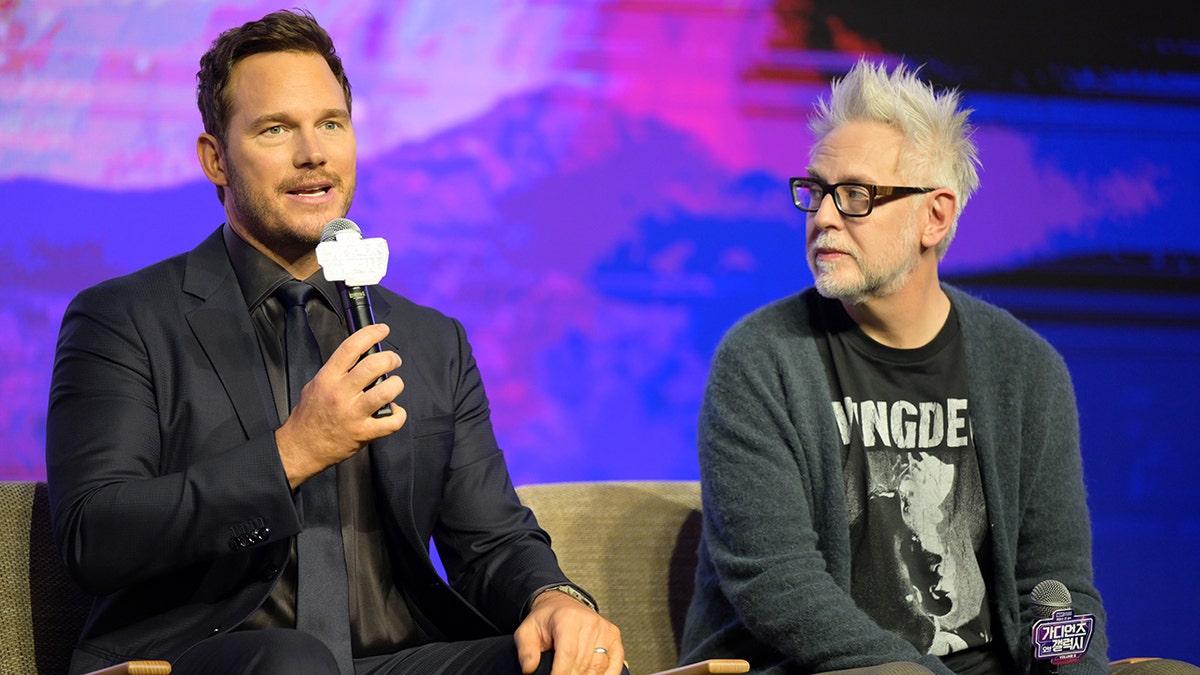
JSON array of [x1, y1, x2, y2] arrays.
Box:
[[954, 287, 1109, 674]]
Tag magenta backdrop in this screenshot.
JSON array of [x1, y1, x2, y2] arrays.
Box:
[[3, 0, 1198, 664]]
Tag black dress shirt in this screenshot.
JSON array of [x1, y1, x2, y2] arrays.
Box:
[[223, 225, 423, 655]]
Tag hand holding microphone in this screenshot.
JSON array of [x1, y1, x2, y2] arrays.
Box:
[[316, 217, 393, 418], [276, 217, 403, 487], [275, 322, 405, 488]]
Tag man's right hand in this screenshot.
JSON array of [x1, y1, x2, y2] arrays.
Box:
[[275, 323, 407, 488]]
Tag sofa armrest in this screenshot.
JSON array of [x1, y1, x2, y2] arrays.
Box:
[[82, 660, 172, 675], [649, 659, 751, 674]]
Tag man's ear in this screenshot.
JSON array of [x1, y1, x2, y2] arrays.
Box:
[[196, 133, 229, 188], [920, 189, 957, 250]]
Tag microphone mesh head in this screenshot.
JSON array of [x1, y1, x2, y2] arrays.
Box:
[[1031, 579, 1072, 619], [321, 218, 361, 242]]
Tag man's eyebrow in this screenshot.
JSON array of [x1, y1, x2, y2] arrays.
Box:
[[247, 112, 289, 129], [318, 108, 351, 121], [804, 170, 878, 184], [247, 108, 350, 128]]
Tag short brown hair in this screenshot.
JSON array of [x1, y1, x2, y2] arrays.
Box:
[[196, 9, 352, 146]]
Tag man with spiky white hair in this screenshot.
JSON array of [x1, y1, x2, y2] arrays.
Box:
[[679, 60, 1110, 674]]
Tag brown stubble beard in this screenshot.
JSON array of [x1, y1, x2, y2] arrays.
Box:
[[224, 161, 356, 260]]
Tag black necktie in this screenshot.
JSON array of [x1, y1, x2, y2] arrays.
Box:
[[275, 280, 354, 674]]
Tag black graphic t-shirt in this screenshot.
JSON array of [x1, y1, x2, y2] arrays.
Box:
[[813, 295, 996, 667]]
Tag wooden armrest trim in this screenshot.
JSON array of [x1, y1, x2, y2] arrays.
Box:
[[648, 659, 751, 675], [82, 660, 172, 675]]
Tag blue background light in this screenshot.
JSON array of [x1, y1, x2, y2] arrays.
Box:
[[2, 0, 1196, 664]]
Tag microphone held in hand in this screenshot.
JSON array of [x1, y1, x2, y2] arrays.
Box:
[[1030, 579, 1096, 675], [317, 218, 393, 418]]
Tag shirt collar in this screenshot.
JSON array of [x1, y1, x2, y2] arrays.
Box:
[[221, 223, 344, 320]]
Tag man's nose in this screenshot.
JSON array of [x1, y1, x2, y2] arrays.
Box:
[[810, 192, 843, 230], [294, 129, 326, 168]]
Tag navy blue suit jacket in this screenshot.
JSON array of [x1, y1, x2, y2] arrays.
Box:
[[46, 228, 568, 674]]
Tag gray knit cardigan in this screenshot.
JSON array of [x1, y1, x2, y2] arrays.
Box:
[[679, 285, 1108, 674]]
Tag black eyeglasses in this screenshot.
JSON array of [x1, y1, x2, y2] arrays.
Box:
[[789, 177, 935, 217]]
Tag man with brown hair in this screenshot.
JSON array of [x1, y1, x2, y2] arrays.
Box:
[[46, 10, 624, 675]]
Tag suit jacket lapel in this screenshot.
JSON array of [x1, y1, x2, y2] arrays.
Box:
[[364, 287, 422, 541], [182, 228, 279, 439]]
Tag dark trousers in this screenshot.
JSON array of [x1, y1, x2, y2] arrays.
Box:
[[171, 629, 630, 675]]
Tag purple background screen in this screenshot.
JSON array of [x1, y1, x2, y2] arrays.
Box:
[[2, 0, 1198, 665]]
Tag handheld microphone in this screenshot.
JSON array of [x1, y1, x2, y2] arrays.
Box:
[[1030, 579, 1096, 674], [317, 218, 393, 418]]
